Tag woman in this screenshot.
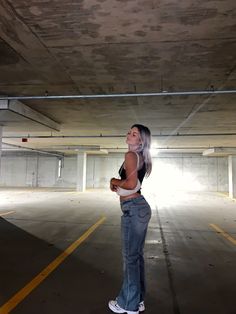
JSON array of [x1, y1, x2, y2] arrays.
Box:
[[109, 124, 152, 314]]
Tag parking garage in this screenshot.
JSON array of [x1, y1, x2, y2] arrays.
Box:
[[0, 1, 236, 314]]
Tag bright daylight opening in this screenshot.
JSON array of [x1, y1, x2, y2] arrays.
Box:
[[142, 158, 204, 206], [148, 160, 203, 192]]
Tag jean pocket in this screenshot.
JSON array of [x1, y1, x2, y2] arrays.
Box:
[[122, 209, 135, 218], [121, 204, 133, 217], [137, 205, 151, 222]]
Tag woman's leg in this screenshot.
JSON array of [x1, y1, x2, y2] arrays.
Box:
[[117, 208, 140, 311], [139, 244, 146, 302], [117, 197, 151, 311]]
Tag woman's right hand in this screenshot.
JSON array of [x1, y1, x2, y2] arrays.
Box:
[[110, 179, 118, 192], [111, 184, 118, 192]]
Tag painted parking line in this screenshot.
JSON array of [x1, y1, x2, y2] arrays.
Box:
[[209, 223, 236, 245], [0, 211, 15, 217], [0, 216, 106, 314], [216, 192, 236, 202]]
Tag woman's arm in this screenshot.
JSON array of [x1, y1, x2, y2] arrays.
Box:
[[110, 151, 138, 190]]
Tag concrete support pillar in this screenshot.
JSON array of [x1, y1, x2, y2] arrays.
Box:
[[228, 155, 236, 199], [76, 152, 87, 192]]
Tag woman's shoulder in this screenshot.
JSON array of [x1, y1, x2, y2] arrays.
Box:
[[125, 151, 144, 169], [124, 151, 139, 163], [125, 151, 138, 158]]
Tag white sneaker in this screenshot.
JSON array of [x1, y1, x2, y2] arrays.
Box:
[[139, 301, 145, 312], [108, 300, 139, 314]]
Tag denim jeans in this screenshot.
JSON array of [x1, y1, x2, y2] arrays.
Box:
[[117, 195, 151, 311]]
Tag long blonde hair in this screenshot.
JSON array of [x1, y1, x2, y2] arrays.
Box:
[[131, 124, 152, 177]]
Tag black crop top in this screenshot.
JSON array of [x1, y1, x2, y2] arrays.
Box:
[[118, 160, 146, 194]]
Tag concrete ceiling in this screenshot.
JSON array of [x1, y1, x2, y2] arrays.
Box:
[[0, 0, 236, 156]]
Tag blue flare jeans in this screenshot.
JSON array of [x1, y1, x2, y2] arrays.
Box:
[[117, 195, 151, 312]]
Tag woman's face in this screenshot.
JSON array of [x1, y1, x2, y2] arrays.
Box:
[[126, 127, 141, 146]]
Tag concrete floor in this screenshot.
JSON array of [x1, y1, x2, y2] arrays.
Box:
[[0, 188, 235, 314]]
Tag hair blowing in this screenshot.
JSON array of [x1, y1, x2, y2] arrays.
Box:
[[131, 124, 152, 177]]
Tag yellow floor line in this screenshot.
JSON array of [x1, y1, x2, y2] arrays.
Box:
[[0, 216, 106, 314], [216, 192, 228, 197], [209, 223, 236, 245], [0, 211, 15, 217], [216, 192, 236, 201]]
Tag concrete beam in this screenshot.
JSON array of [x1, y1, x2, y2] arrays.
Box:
[[44, 145, 101, 151], [37, 145, 108, 155], [203, 147, 236, 156], [0, 100, 60, 131]]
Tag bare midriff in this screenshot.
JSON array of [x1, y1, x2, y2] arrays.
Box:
[[120, 192, 141, 201]]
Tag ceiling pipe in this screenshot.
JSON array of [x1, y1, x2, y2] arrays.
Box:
[[3, 132, 236, 139], [0, 89, 236, 100], [101, 146, 208, 150], [2, 142, 64, 158]]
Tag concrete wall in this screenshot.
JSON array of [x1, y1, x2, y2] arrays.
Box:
[[0, 153, 229, 192], [86, 154, 228, 192], [148, 155, 228, 192], [86, 154, 123, 188], [0, 155, 58, 187]]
